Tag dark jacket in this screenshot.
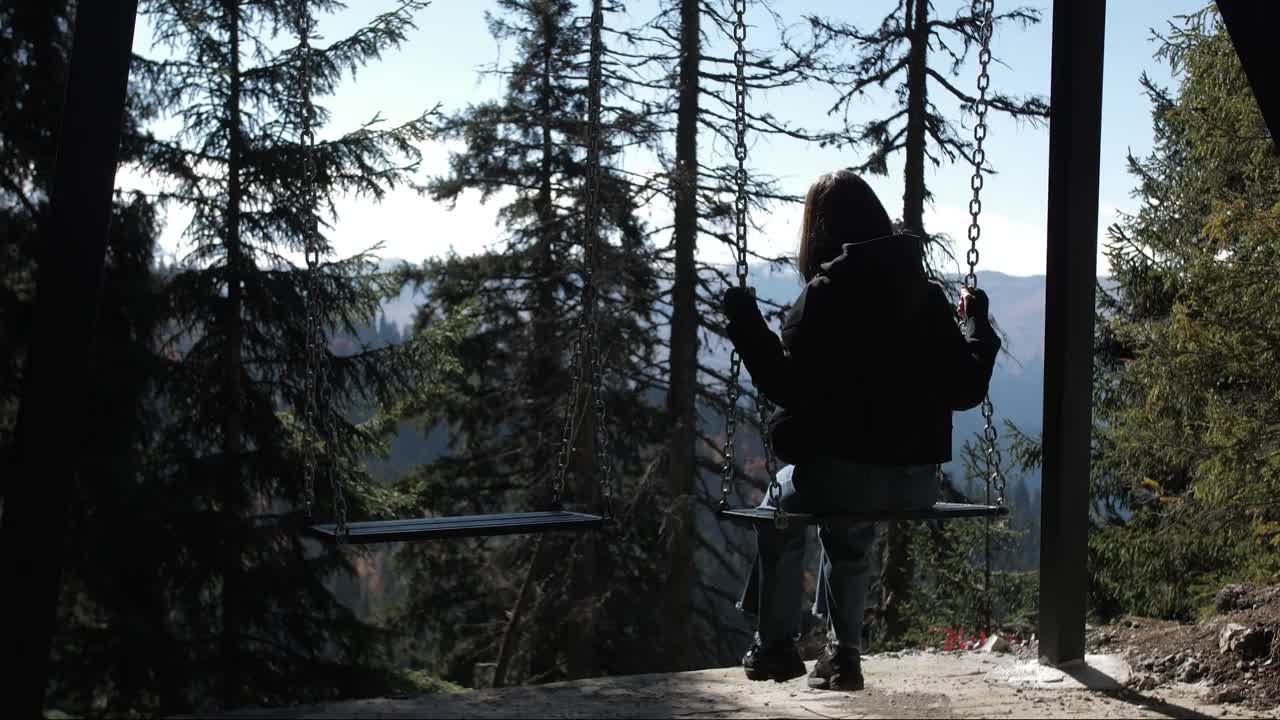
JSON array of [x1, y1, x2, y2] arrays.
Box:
[[726, 240, 1000, 465]]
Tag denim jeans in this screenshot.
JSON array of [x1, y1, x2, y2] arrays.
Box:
[[736, 458, 937, 649]]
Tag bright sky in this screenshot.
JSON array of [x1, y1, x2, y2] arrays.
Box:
[[125, 0, 1211, 278]]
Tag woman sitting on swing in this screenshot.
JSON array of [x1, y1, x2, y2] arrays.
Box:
[[723, 169, 1001, 691]]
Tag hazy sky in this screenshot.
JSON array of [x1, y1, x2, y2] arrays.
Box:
[[122, 0, 1211, 278]]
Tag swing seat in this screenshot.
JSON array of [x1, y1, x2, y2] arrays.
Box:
[[309, 510, 607, 544], [719, 502, 1007, 526]]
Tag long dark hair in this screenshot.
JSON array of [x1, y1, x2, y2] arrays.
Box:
[[797, 169, 920, 282]]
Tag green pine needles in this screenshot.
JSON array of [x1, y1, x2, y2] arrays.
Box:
[[113, 0, 456, 710]]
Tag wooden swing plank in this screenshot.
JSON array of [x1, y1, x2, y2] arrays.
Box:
[[308, 510, 607, 544], [719, 502, 1007, 525]]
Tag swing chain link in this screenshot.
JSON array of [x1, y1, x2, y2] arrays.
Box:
[[718, 0, 785, 528], [297, 1, 346, 540], [553, 288, 585, 510], [554, 333, 582, 508], [757, 395, 783, 526], [721, 0, 749, 512], [553, 0, 612, 516], [967, 0, 1006, 508], [964, 0, 994, 290], [551, 266, 598, 513], [585, 0, 614, 520], [298, 0, 317, 522], [731, 0, 749, 292], [982, 396, 1006, 505], [719, 361, 739, 512]]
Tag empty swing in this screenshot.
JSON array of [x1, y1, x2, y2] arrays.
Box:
[[303, 0, 614, 544]]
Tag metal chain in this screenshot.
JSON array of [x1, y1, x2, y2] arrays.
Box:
[[966, 0, 1006, 508], [553, 0, 610, 514], [297, 2, 348, 540], [583, 0, 615, 520], [590, 338, 614, 519], [719, 355, 741, 511], [553, 330, 586, 508], [730, 0, 750, 293], [717, 0, 785, 528], [719, 0, 750, 513], [756, 395, 783, 526], [982, 396, 1006, 504], [299, 0, 318, 521], [964, 0, 993, 290]]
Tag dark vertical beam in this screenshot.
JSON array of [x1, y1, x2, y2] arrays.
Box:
[[1217, 1, 1280, 150], [1038, 0, 1105, 667], [0, 0, 140, 714]]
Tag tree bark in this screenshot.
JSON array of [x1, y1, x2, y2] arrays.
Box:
[[492, 533, 553, 687], [902, 0, 929, 234], [870, 0, 931, 647], [525, 8, 565, 684], [565, 409, 600, 679], [661, 0, 702, 672]]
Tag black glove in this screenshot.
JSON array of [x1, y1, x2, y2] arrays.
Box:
[[958, 286, 991, 325], [723, 286, 765, 329]]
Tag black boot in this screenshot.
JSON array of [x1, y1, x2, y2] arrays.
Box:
[[807, 643, 864, 691], [742, 634, 806, 682]]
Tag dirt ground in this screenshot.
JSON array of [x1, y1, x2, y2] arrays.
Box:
[[217, 651, 1279, 719], [1087, 584, 1280, 712], [212, 584, 1280, 719]]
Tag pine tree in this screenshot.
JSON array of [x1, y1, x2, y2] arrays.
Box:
[[887, 438, 1037, 649], [47, 192, 172, 715], [1004, 8, 1280, 623], [0, 0, 78, 459], [389, 0, 669, 686], [1085, 8, 1280, 620], [128, 0, 448, 708]]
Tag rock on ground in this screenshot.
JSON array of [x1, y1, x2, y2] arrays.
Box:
[[1095, 583, 1280, 712]]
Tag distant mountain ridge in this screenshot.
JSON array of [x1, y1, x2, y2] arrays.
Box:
[[372, 258, 1063, 487]]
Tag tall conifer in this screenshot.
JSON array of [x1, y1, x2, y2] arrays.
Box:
[[1088, 9, 1280, 618], [128, 0, 448, 708], [389, 0, 668, 685]]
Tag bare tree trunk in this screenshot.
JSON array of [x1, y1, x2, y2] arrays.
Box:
[[493, 533, 553, 687], [868, 0, 931, 648], [661, 0, 702, 673], [565, 408, 600, 679], [902, 0, 929, 234]]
